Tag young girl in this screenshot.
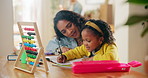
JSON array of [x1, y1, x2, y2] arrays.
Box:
[[57, 19, 118, 63]]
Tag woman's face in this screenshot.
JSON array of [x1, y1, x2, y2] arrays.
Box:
[[82, 29, 103, 52], [57, 20, 80, 38]]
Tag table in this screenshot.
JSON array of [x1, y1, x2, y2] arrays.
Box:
[[0, 56, 147, 78]]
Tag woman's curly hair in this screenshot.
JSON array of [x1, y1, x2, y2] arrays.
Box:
[[54, 10, 86, 39]]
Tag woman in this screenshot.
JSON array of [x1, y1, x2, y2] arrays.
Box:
[[46, 10, 86, 54]]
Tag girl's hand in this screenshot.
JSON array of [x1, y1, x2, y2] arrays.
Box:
[[57, 55, 67, 63], [61, 47, 71, 53]]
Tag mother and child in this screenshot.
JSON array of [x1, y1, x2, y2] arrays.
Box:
[[46, 10, 118, 63]]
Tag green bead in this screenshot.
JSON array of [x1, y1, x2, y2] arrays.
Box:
[[33, 55, 36, 59], [27, 54, 31, 57], [28, 36, 34, 39], [22, 35, 27, 38]]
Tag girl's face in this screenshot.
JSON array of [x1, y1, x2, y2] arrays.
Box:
[[82, 29, 103, 52], [57, 20, 80, 38]]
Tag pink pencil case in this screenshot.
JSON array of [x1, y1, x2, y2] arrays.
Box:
[[72, 60, 142, 73]]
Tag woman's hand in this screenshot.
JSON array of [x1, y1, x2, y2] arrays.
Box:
[[57, 55, 67, 63], [61, 47, 71, 53]]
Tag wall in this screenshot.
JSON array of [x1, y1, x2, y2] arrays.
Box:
[[114, 0, 129, 63], [128, 4, 148, 73], [0, 0, 13, 56], [79, 0, 101, 15], [38, 0, 55, 51]]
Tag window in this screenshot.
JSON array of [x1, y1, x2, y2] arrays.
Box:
[[13, 0, 37, 49]]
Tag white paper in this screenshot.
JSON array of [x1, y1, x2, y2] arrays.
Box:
[[45, 56, 82, 65]]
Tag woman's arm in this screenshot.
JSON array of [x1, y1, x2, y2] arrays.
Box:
[[46, 37, 60, 54], [46, 37, 78, 54]]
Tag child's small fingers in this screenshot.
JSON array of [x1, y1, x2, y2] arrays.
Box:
[[62, 56, 65, 63], [62, 55, 66, 63], [57, 56, 63, 63]]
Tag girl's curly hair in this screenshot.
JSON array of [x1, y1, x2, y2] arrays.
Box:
[[81, 19, 115, 44]]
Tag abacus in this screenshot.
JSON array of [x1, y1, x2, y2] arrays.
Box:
[[14, 22, 49, 73]]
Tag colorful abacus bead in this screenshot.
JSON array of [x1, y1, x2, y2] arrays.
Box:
[[22, 35, 34, 39], [24, 28, 34, 31], [24, 43, 36, 47], [28, 58, 35, 62], [23, 39, 28, 43], [28, 40, 35, 44], [25, 46, 29, 50], [32, 55, 37, 59], [26, 50, 38, 55], [29, 28, 34, 31], [27, 36, 34, 39], [29, 62, 40, 67], [30, 48, 37, 51], [27, 54, 32, 57], [27, 32, 36, 36], [30, 44, 36, 47], [27, 54, 37, 59], [22, 35, 27, 38], [24, 43, 29, 46]]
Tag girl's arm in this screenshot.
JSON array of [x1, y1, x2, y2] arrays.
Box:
[[93, 43, 118, 61], [62, 45, 88, 61]]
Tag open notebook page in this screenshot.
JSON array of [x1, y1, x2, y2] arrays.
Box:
[[45, 56, 82, 66]]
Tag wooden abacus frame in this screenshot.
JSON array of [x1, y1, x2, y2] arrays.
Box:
[[14, 22, 49, 73]]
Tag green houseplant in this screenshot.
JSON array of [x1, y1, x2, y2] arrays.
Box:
[[124, 0, 148, 37]]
